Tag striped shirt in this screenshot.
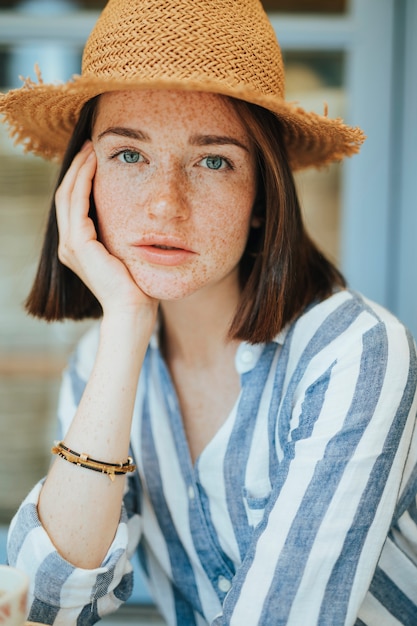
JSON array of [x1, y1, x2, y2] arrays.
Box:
[[7, 289, 417, 625]]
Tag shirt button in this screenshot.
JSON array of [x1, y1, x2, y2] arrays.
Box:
[[240, 350, 254, 364], [217, 576, 231, 593], [188, 485, 195, 500]]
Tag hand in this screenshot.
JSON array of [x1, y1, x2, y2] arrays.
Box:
[[56, 141, 158, 320]]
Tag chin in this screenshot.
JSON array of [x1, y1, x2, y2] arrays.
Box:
[[134, 276, 199, 302], [129, 262, 224, 302]]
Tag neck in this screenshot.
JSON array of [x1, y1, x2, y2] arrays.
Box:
[[159, 277, 241, 367]]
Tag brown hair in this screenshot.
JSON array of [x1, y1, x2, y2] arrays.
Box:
[[25, 95, 345, 343], [26, 97, 102, 322], [229, 99, 346, 342]]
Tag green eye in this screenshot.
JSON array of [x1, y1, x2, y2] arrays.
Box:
[[120, 150, 140, 163], [205, 156, 224, 170]]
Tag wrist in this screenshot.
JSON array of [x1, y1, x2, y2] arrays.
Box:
[[100, 302, 158, 335], [96, 307, 157, 373]]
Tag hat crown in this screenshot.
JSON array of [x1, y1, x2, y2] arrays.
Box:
[[0, 0, 365, 167], [81, 0, 285, 99]]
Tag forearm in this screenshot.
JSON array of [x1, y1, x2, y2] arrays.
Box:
[[39, 310, 154, 569]]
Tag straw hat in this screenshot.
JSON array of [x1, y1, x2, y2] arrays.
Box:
[[0, 0, 365, 169]]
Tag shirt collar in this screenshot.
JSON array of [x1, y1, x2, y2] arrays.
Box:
[[234, 326, 288, 374], [149, 321, 289, 374]]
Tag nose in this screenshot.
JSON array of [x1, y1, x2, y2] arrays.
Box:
[[146, 168, 190, 222]]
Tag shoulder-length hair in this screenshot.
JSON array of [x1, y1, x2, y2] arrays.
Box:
[[25, 94, 345, 344]]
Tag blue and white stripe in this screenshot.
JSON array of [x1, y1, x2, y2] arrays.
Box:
[[7, 289, 417, 625]]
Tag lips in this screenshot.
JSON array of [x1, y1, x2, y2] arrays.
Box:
[[132, 235, 196, 266], [133, 234, 194, 251], [152, 244, 180, 250]]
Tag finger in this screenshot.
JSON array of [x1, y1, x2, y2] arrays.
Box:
[[56, 147, 95, 239], [55, 142, 94, 231], [56, 148, 97, 267], [56, 142, 93, 204], [68, 150, 97, 230]]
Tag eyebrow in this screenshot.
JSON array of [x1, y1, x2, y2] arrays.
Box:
[[97, 127, 151, 141], [97, 127, 249, 152], [189, 133, 250, 152]]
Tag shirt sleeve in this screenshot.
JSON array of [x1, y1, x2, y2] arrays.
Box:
[[7, 324, 143, 625], [7, 476, 141, 625], [213, 298, 417, 625]]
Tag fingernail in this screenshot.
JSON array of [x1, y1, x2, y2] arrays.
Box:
[[81, 140, 91, 152]]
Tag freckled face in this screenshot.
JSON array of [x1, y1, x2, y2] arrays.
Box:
[[92, 90, 257, 301]]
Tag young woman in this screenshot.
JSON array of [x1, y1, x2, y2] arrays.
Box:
[[2, 1, 417, 625]]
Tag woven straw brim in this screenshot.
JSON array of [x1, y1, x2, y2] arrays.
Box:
[[0, 74, 365, 170]]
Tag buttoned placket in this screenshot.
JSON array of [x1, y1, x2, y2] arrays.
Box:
[[147, 338, 282, 604], [173, 342, 272, 600]]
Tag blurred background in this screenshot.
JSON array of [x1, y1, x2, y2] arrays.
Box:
[[0, 0, 416, 534]]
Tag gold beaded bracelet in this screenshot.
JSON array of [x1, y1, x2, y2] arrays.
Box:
[[51, 441, 136, 482]]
